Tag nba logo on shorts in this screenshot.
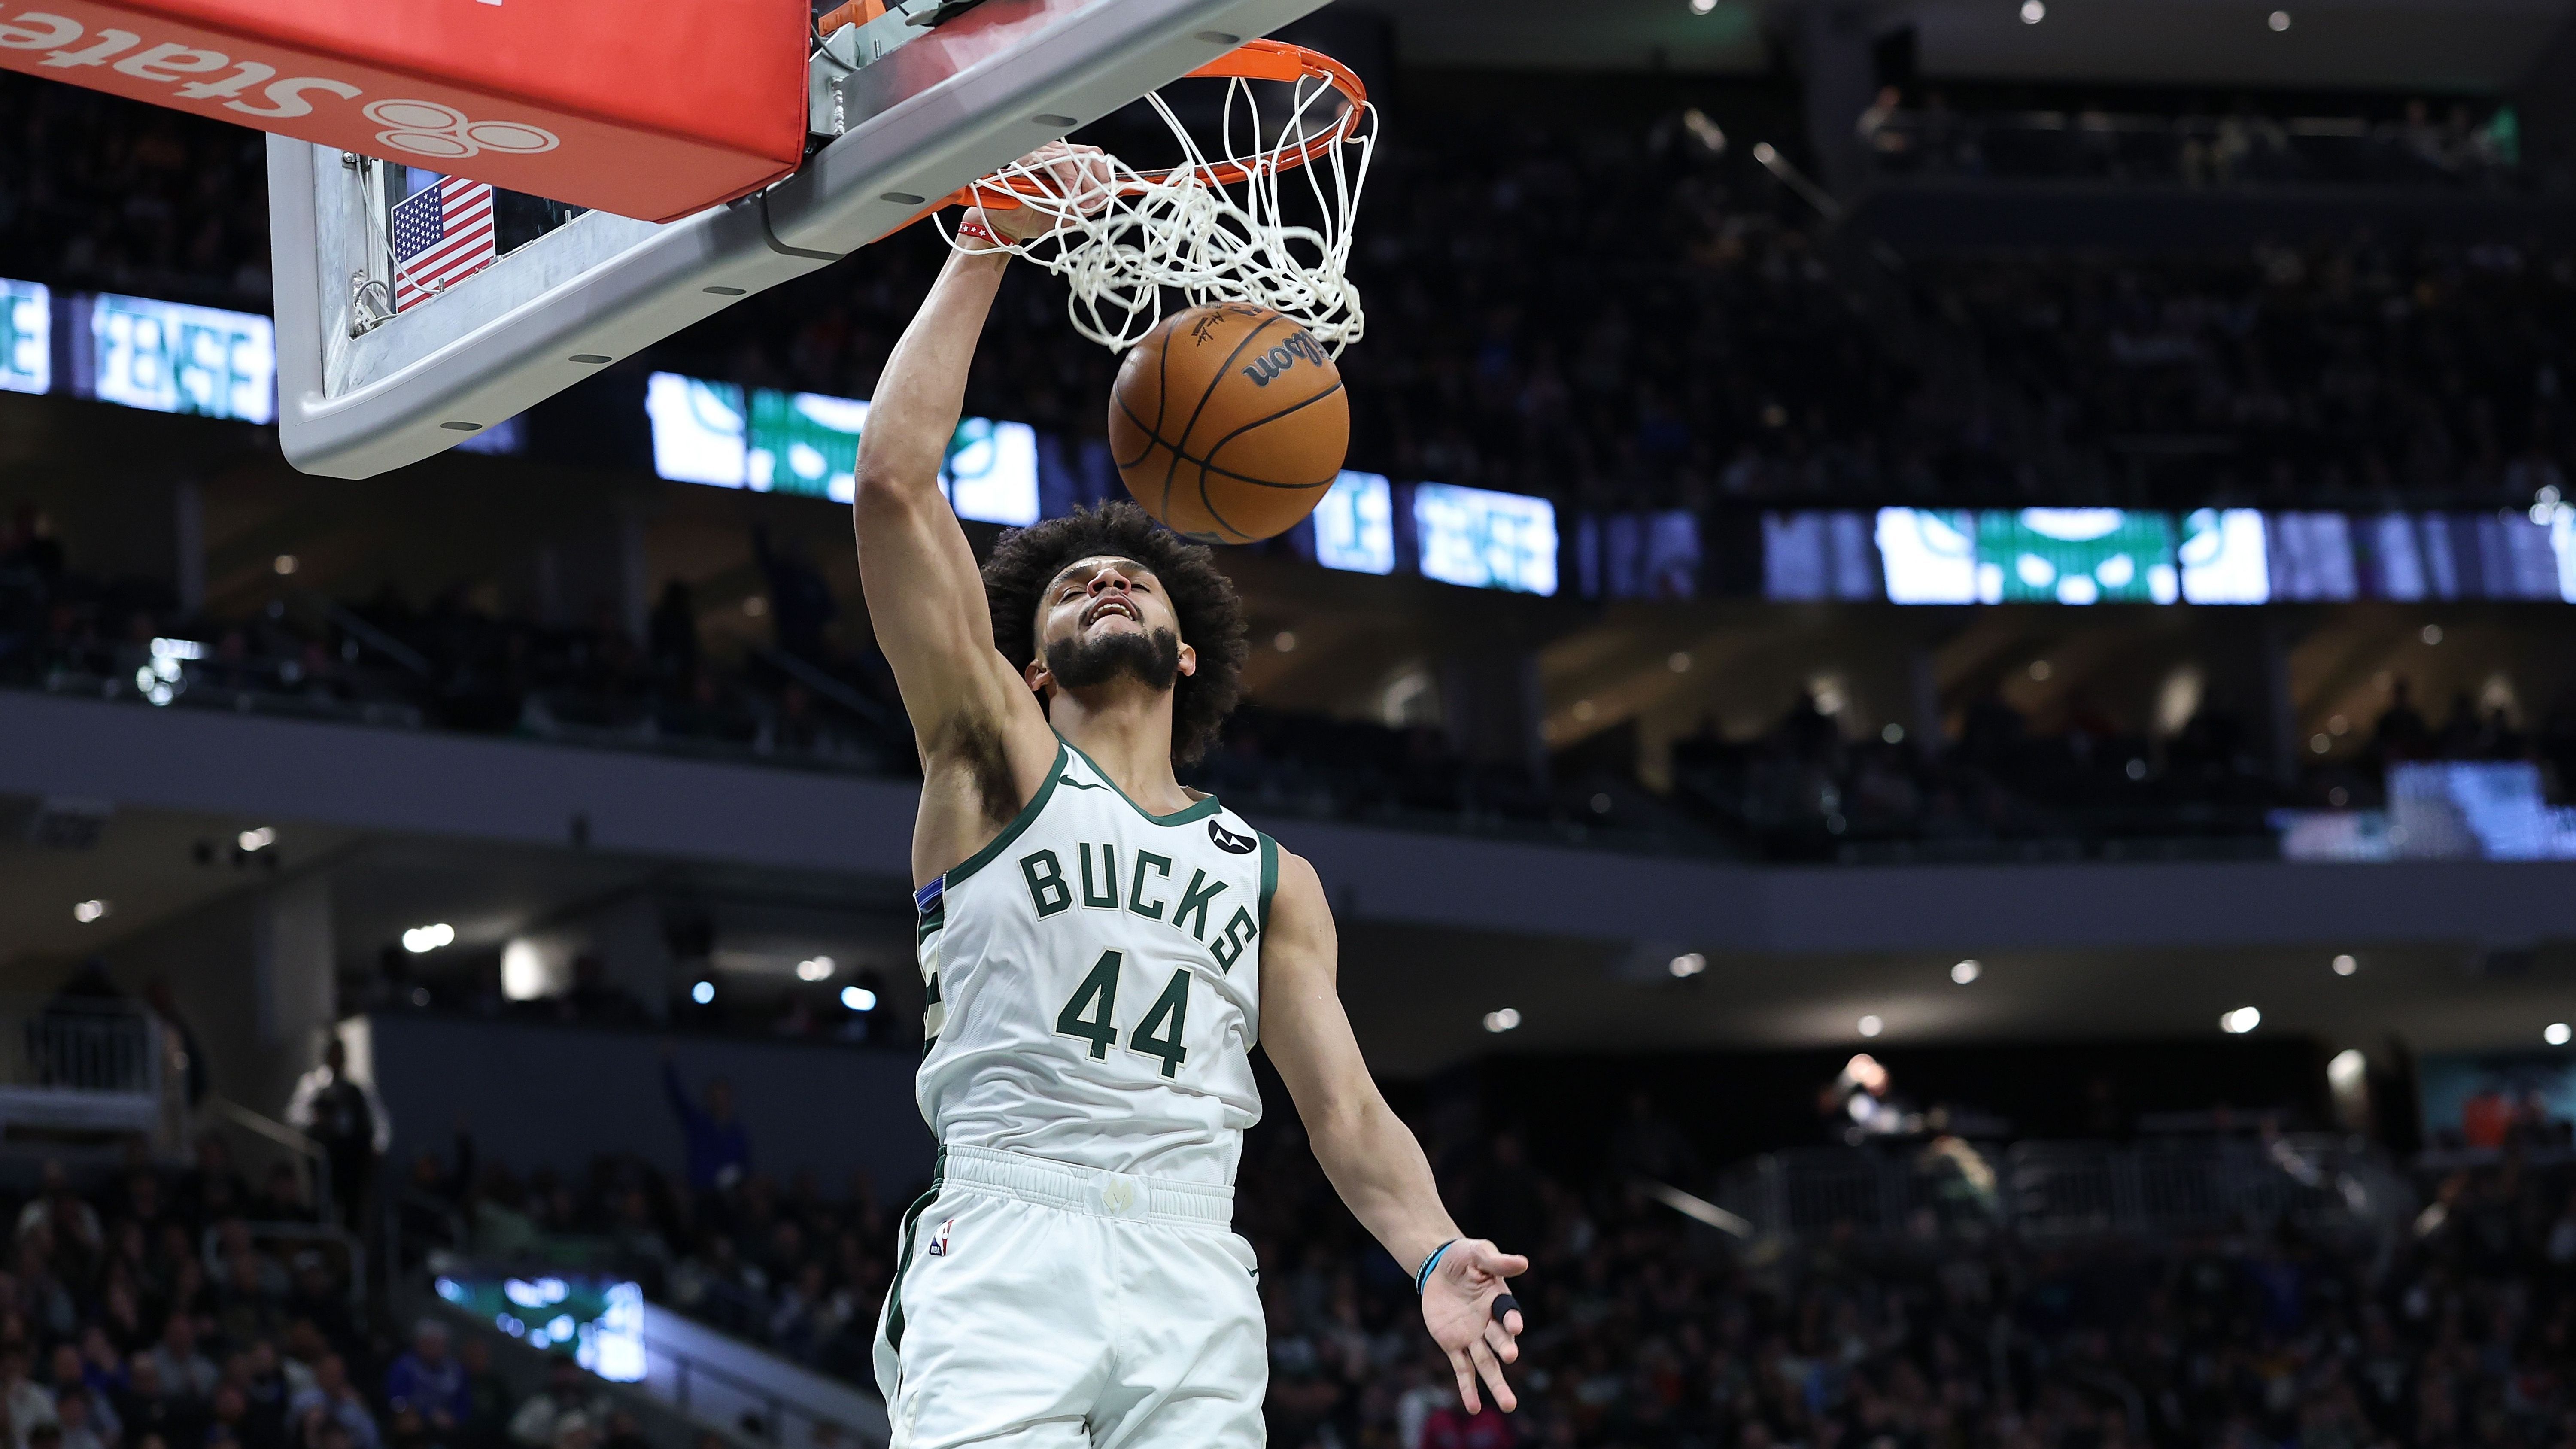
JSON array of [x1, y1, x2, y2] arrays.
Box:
[[926, 1219, 954, 1258]]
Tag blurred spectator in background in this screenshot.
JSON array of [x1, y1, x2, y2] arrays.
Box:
[[660, 1050, 749, 1197], [505, 1361, 604, 1449], [286, 1355, 378, 1449], [142, 980, 208, 1109], [383, 1323, 468, 1440], [286, 1041, 392, 1232]]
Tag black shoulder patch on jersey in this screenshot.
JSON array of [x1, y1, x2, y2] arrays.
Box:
[[1208, 819, 1257, 855]]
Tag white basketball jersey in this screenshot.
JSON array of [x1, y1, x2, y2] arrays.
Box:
[[912, 739, 1273, 1187]]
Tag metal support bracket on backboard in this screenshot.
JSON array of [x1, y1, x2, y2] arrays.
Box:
[[270, 0, 1334, 480]]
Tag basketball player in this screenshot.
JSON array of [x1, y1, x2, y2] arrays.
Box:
[[850, 149, 1527, 1449]]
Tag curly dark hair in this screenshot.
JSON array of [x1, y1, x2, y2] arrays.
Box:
[[981, 502, 1249, 765]]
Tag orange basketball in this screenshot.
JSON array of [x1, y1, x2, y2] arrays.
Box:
[[1108, 304, 1349, 544]]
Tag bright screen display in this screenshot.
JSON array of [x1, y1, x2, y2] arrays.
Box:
[[2555, 510, 2576, 603], [2266, 512, 2359, 601], [1414, 483, 1557, 595], [1979, 508, 2177, 604], [1312, 471, 1396, 575], [1, 278, 46, 396], [1596, 510, 1701, 600], [1873, 509, 1975, 604], [645, 372, 1037, 525], [436, 1275, 644, 1382], [1875, 508, 2178, 605], [2179, 509, 2269, 604], [88, 292, 273, 423]]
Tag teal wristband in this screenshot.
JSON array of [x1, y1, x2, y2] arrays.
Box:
[[1414, 1239, 1458, 1295]]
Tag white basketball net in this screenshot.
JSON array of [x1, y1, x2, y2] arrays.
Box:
[[937, 56, 1376, 355]]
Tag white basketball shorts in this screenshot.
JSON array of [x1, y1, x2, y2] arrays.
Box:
[[872, 1144, 1267, 1449]]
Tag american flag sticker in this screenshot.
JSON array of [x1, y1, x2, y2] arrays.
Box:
[[390, 175, 497, 313]]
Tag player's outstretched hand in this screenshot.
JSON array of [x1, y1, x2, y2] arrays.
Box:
[[1420, 1239, 1528, 1414], [983, 140, 1116, 245]]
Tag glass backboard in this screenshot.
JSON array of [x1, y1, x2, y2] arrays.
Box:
[[269, 0, 1335, 479]]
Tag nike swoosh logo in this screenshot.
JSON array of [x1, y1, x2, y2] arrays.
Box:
[[1059, 777, 1103, 790]]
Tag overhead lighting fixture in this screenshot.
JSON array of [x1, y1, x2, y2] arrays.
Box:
[[2028, 659, 2053, 681], [2020, 0, 2045, 23], [1482, 1008, 1522, 1034], [237, 827, 276, 852], [1669, 651, 1693, 674], [2547, 1022, 2571, 1047], [73, 899, 109, 924], [2422, 624, 2443, 645], [1951, 960, 1981, 984], [273, 554, 298, 575], [1689, 0, 1717, 13], [1858, 1014, 1884, 1038], [2268, 9, 2291, 30], [2331, 954, 2357, 976], [796, 956, 835, 982], [1882, 723, 1906, 744], [401, 922, 456, 954], [841, 985, 878, 1012], [692, 980, 716, 1005], [1669, 952, 1708, 979], [1273, 630, 1298, 653], [2327, 1049, 2366, 1089], [2220, 1005, 2262, 1035]]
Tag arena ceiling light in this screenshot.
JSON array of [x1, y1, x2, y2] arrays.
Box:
[[2020, 0, 2046, 24], [401, 923, 456, 954], [1669, 953, 1708, 979], [1858, 1014, 1885, 1038], [2220, 1006, 2263, 1034], [1951, 960, 1981, 985], [842, 986, 879, 1012], [237, 827, 277, 853], [72, 899, 109, 924], [1688, 0, 1717, 14], [2548, 1023, 2572, 1047], [692, 981, 716, 1005], [1482, 1008, 1522, 1034], [2331, 954, 2358, 976], [796, 956, 835, 982], [2268, 10, 2292, 31]]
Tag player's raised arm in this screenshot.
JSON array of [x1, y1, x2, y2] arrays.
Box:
[[1257, 851, 1530, 1413], [849, 219, 1046, 766]]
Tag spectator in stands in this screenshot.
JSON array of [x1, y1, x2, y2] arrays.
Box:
[[284, 1040, 392, 1232], [116, 1357, 197, 1449], [659, 1050, 749, 1196], [504, 1361, 604, 1449], [747, 526, 836, 664], [284, 1356, 377, 1449], [49, 1392, 103, 1449], [147, 1315, 219, 1403], [43, 1348, 112, 1449], [141, 980, 208, 1109], [450, 1340, 508, 1449], [18, 1162, 103, 1259], [2375, 676, 2434, 762], [3, 1349, 55, 1449], [208, 1382, 280, 1449], [383, 1323, 468, 1439]]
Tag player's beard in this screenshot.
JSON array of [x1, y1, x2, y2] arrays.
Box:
[[1045, 625, 1182, 695]]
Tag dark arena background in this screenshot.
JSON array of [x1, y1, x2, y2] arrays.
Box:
[[5, 2, 2576, 1449]]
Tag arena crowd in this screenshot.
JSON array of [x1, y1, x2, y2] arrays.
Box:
[[393, 1111, 2576, 1449], [0, 1138, 686, 1449]]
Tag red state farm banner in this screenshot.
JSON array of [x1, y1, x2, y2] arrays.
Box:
[[0, 0, 810, 223]]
